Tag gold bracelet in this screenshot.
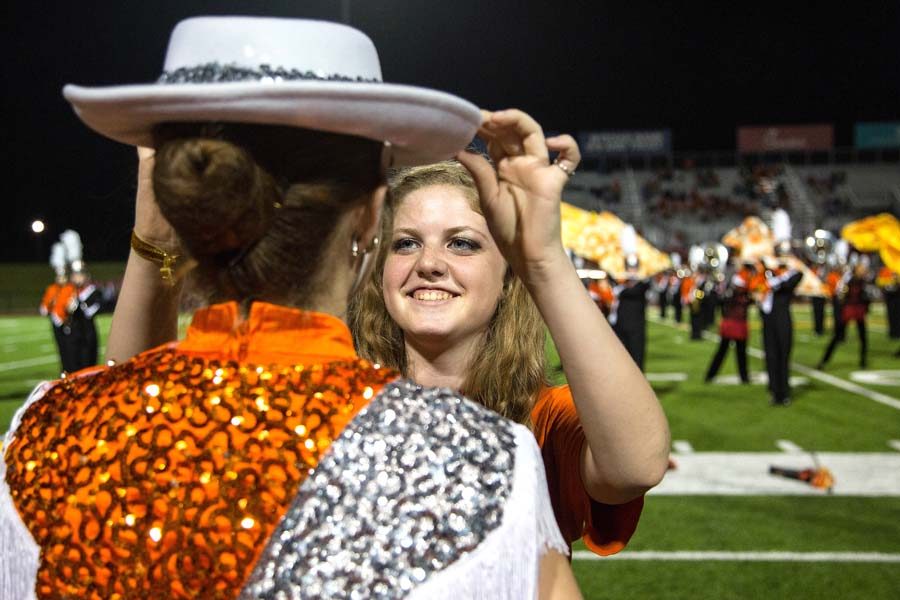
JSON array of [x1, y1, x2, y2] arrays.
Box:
[[130, 231, 181, 283]]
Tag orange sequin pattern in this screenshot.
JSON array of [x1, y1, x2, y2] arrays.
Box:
[[4, 348, 397, 599]]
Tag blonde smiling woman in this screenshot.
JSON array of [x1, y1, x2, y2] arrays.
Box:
[[351, 109, 671, 555]]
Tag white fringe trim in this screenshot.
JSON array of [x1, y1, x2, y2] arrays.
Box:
[[0, 451, 39, 599], [408, 425, 567, 599], [4, 381, 53, 449], [0, 382, 49, 600]]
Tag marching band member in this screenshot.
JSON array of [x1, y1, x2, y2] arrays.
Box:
[[684, 246, 704, 339], [39, 242, 75, 371], [758, 257, 802, 405], [876, 264, 900, 340], [60, 229, 103, 371], [704, 261, 756, 384], [669, 254, 685, 323], [759, 210, 802, 406], [609, 226, 650, 371], [655, 270, 670, 319], [817, 258, 870, 369], [811, 261, 829, 336]]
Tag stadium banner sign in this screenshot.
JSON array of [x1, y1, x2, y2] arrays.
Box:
[[736, 124, 834, 153], [854, 122, 900, 149], [578, 129, 672, 157]]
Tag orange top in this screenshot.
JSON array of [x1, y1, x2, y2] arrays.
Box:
[[826, 270, 842, 296], [748, 271, 769, 296], [876, 266, 898, 288], [5, 302, 398, 600], [587, 280, 614, 312], [531, 385, 643, 556], [47, 282, 77, 325], [39, 283, 61, 316], [680, 275, 695, 304], [736, 268, 754, 287]]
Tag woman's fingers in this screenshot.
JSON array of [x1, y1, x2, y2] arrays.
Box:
[[546, 134, 581, 173], [137, 146, 155, 160], [481, 108, 549, 162], [456, 150, 499, 209], [482, 137, 519, 168]]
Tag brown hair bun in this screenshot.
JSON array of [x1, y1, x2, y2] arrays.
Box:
[[153, 137, 280, 260]]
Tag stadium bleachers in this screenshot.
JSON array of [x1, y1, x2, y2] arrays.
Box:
[[566, 155, 900, 252]]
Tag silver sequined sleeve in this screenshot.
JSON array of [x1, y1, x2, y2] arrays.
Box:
[[240, 380, 518, 600]]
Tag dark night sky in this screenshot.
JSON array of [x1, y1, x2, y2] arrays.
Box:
[[3, 1, 899, 261]]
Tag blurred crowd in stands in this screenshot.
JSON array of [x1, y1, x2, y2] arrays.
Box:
[[805, 170, 851, 217], [641, 163, 792, 223], [568, 179, 623, 205]]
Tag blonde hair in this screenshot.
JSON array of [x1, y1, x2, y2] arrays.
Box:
[[349, 161, 547, 425]]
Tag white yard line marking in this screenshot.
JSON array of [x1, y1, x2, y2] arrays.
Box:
[[710, 373, 808, 386], [572, 551, 900, 563], [672, 440, 695, 454], [791, 362, 900, 411], [888, 440, 900, 452], [0, 351, 106, 373], [653, 452, 900, 496], [649, 316, 900, 411], [0, 355, 58, 373], [849, 370, 900, 387], [646, 372, 688, 382], [776, 440, 804, 453]]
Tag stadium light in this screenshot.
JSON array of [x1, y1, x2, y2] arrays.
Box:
[[31, 220, 45, 233]]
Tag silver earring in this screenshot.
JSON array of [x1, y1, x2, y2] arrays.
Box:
[[381, 141, 394, 170], [348, 249, 375, 298], [351, 237, 360, 258]]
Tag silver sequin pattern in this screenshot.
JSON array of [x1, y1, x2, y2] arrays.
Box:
[[240, 380, 516, 599], [158, 62, 382, 84]]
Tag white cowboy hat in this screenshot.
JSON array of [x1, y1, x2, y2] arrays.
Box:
[[63, 16, 481, 166]]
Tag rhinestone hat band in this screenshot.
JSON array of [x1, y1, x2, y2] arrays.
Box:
[[158, 62, 383, 84]]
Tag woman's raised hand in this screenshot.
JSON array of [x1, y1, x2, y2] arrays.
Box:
[[456, 109, 580, 282]]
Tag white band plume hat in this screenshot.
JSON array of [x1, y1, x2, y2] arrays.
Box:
[[834, 239, 850, 264], [60, 229, 85, 273], [688, 245, 705, 270], [772, 208, 793, 256], [49, 242, 67, 277], [620, 224, 639, 271], [63, 16, 482, 166]]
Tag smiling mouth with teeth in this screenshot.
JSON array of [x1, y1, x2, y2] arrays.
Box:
[[412, 290, 455, 301]]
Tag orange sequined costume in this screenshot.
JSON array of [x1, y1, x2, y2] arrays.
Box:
[[3, 301, 397, 599]]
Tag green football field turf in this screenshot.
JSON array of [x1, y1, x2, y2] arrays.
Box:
[[2, 305, 899, 599]]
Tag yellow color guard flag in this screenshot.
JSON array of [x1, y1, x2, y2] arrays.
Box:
[[722, 216, 827, 297], [560, 203, 670, 280], [841, 213, 900, 273]]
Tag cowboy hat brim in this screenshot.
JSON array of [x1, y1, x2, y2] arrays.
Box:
[[64, 81, 482, 166]]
